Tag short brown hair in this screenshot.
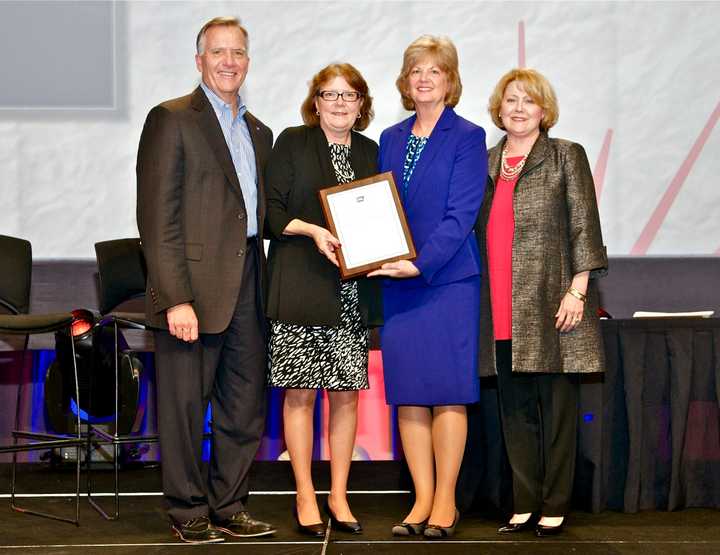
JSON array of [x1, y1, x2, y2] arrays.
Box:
[[300, 63, 374, 132], [396, 35, 462, 111], [196, 17, 249, 54], [488, 68, 559, 131]]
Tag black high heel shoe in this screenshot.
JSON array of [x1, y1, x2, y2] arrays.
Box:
[[535, 517, 565, 537], [323, 500, 362, 534], [423, 509, 459, 538], [293, 506, 326, 537], [497, 513, 538, 534]]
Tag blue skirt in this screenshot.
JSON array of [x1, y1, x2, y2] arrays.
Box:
[[380, 277, 480, 406]]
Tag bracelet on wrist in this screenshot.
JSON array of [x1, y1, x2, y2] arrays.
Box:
[[567, 287, 587, 302]]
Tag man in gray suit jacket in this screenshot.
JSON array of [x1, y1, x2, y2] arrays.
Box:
[[136, 17, 274, 544]]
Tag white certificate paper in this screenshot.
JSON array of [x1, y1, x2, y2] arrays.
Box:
[[326, 179, 410, 270]]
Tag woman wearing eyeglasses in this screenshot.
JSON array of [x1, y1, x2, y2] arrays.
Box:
[[265, 63, 382, 536]]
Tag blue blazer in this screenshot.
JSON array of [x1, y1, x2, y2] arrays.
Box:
[[378, 106, 488, 287]]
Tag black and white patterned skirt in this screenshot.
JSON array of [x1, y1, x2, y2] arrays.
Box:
[[268, 281, 369, 391]]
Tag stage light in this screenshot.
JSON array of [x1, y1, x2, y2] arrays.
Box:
[[598, 307, 612, 319], [44, 310, 143, 443], [70, 308, 94, 337]]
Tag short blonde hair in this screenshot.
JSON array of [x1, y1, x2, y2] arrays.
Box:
[[196, 17, 249, 54], [396, 35, 462, 111], [488, 68, 559, 131], [300, 63, 374, 132]]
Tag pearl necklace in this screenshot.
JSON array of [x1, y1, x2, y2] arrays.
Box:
[[500, 145, 527, 180]]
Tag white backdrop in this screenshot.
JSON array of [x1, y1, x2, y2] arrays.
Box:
[[1, 1, 719, 258]]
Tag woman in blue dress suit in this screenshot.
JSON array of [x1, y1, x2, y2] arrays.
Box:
[[368, 35, 487, 538]]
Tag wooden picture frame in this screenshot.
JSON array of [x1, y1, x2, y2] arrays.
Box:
[[318, 171, 416, 279]]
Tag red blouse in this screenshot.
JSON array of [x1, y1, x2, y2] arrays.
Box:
[[487, 156, 524, 340]]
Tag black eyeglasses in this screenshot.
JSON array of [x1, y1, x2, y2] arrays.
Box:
[[316, 90, 363, 102]]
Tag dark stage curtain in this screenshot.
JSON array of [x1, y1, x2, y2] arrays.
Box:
[[459, 318, 720, 514]]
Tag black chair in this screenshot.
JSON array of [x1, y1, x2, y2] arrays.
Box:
[[86, 238, 156, 520], [0, 235, 85, 526]]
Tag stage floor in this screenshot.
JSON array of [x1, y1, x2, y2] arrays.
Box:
[[0, 463, 718, 554]]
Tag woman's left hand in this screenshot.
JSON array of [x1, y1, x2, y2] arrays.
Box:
[[367, 260, 420, 279], [555, 293, 585, 332]]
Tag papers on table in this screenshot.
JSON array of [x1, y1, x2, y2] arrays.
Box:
[[632, 311, 714, 318]]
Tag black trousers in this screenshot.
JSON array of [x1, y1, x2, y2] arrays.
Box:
[[154, 244, 266, 524], [495, 340, 579, 516]]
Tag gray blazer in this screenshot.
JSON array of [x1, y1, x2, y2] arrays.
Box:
[[475, 133, 608, 376]]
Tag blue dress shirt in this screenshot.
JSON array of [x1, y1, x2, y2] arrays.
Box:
[[200, 82, 258, 237]]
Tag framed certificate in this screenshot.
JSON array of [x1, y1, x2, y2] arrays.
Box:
[[318, 171, 416, 279]]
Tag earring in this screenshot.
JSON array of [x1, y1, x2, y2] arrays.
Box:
[[356, 113, 361, 119], [316, 110, 320, 116]]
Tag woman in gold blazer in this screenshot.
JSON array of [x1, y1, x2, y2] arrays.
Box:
[[475, 68, 607, 537]]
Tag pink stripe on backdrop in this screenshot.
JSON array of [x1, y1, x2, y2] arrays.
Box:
[[319, 350, 392, 460], [592, 129, 613, 202], [631, 99, 720, 255], [518, 21, 525, 67]]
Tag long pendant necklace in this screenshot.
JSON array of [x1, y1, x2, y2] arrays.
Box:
[[500, 145, 527, 180]]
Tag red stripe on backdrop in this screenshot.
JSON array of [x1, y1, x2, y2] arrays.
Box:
[[593, 129, 613, 202], [631, 99, 720, 254], [357, 351, 392, 459]]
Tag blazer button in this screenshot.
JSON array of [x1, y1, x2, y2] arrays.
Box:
[[237, 249, 245, 257], [237, 213, 245, 220]]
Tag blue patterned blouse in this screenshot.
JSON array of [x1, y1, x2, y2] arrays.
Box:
[[402, 134, 428, 200]]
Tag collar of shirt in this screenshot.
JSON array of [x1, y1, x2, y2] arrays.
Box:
[[200, 81, 248, 121]]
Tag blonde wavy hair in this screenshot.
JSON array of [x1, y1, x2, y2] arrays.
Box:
[[396, 35, 462, 111], [488, 68, 559, 131]]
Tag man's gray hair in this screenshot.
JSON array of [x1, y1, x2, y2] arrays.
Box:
[[196, 16, 249, 55]]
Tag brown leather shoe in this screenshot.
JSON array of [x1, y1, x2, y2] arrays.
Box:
[[172, 516, 225, 544], [214, 511, 276, 538]]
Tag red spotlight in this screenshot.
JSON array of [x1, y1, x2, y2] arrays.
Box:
[[70, 308, 95, 337], [46, 307, 143, 437], [598, 307, 612, 319]]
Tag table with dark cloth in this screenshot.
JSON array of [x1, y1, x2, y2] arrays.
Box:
[[459, 317, 720, 514]]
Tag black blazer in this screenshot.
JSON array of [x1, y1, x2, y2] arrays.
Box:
[[264, 125, 382, 327], [137, 86, 273, 333]]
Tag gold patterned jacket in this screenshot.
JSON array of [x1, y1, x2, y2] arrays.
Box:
[[475, 133, 608, 376]]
